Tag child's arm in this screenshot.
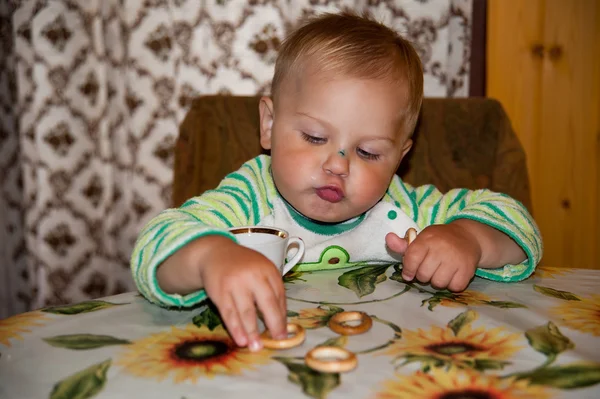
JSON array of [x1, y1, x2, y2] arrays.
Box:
[[385, 178, 542, 289], [155, 233, 287, 351], [449, 219, 526, 267], [130, 205, 238, 307], [131, 156, 273, 306], [131, 156, 286, 350], [386, 218, 526, 291]]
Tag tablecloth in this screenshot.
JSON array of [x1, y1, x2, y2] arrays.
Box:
[[1, 264, 599, 399]]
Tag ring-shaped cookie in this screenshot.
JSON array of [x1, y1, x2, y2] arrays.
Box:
[[328, 311, 373, 335], [305, 346, 358, 373], [405, 228, 417, 245], [260, 323, 305, 349]]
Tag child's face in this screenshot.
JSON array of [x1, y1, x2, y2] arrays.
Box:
[[259, 68, 413, 223]]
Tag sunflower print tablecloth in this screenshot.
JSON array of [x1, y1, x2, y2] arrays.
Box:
[[1, 265, 600, 399]]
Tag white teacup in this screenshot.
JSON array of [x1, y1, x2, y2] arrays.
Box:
[[228, 226, 305, 276]]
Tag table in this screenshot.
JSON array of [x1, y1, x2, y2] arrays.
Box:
[[1, 264, 600, 399]]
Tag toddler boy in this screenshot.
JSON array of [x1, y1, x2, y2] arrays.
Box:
[[131, 12, 542, 352]]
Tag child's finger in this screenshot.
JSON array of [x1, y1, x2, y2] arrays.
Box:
[[385, 232, 408, 254], [232, 291, 262, 351], [447, 269, 471, 292], [414, 256, 441, 284], [217, 296, 248, 347], [430, 264, 456, 289], [266, 274, 287, 324], [255, 281, 287, 340], [401, 244, 429, 281]]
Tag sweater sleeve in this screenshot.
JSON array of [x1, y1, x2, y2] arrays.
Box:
[[130, 156, 274, 307], [386, 177, 543, 282]]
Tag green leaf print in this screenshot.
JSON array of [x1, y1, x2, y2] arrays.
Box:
[[398, 354, 446, 370], [389, 265, 405, 283], [420, 291, 455, 311], [472, 358, 511, 371], [534, 285, 581, 301], [275, 358, 340, 399], [288, 305, 344, 329], [338, 265, 391, 298], [42, 301, 125, 315], [519, 363, 600, 389], [485, 301, 527, 309], [525, 321, 574, 357], [316, 335, 348, 348], [43, 334, 130, 350], [49, 359, 111, 399], [283, 271, 308, 284], [192, 306, 223, 331], [322, 305, 344, 314], [448, 310, 478, 336]]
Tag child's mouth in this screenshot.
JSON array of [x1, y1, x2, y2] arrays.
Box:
[[315, 186, 344, 203]]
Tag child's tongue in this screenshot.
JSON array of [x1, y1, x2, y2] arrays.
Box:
[[316, 187, 344, 203]]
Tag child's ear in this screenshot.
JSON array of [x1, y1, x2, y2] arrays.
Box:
[[259, 96, 274, 150], [401, 138, 413, 158]]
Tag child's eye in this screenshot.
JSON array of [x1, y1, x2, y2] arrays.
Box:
[[301, 132, 326, 144], [357, 148, 381, 161]]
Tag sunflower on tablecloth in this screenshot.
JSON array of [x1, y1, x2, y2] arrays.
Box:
[[380, 310, 523, 371], [373, 367, 551, 399], [551, 294, 600, 336], [0, 311, 50, 347], [115, 324, 272, 383]]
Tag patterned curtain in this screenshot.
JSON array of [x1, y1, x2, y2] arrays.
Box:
[[0, 0, 473, 318]]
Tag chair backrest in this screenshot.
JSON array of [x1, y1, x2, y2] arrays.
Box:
[[173, 96, 532, 213]]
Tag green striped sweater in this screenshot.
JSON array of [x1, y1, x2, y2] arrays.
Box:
[[131, 155, 542, 307]]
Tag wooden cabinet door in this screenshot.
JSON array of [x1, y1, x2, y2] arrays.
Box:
[[487, 0, 600, 269]]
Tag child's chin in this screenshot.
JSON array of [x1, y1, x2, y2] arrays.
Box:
[[295, 199, 358, 224], [305, 211, 355, 225]]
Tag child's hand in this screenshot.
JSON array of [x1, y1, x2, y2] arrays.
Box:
[[386, 222, 482, 292], [199, 239, 288, 351]]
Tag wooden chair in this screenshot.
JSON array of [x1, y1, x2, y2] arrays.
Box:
[[172, 96, 532, 213]]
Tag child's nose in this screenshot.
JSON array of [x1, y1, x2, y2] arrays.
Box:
[[323, 151, 349, 177]]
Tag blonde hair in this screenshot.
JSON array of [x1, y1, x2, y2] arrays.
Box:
[[272, 11, 424, 136]]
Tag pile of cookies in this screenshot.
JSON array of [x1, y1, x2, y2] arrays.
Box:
[[260, 311, 373, 373]]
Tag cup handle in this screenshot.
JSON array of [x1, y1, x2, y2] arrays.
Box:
[[281, 237, 305, 276]]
